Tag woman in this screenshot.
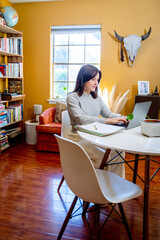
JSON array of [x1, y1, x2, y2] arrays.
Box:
[[66, 64, 127, 178]]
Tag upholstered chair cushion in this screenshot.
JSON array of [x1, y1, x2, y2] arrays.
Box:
[[54, 102, 67, 123]]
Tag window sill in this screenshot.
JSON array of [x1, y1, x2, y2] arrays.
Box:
[[47, 99, 66, 104]]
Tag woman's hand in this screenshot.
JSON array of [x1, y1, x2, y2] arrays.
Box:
[[105, 116, 128, 125]]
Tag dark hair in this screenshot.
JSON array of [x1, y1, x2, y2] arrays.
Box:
[[73, 64, 102, 98]]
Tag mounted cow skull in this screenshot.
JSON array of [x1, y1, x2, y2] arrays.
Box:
[[114, 27, 151, 66]]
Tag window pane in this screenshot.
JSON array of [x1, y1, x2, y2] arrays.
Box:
[[69, 34, 85, 45], [54, 82, 67, 99], [69, 46, 84, 63], [54, 46, 68, 63], [68, 82, 76, 93], [85, 46, 100, 63], [86, 33, 101, 44], [54, 34, 68, 45], [69, 65, 82, 81], [54, 65, 67, 82]]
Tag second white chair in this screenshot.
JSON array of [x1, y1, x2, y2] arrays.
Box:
[[57, 110, 71, 192], [55, 134, 143, 240]]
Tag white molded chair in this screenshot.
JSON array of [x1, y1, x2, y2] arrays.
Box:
[[57, 110, 72, 192], [55, 134, 143, 240]]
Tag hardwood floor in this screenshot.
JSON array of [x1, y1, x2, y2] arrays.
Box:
[[0, 142, 160, 240]]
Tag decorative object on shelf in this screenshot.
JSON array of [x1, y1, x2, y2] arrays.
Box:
[[151, 86, 159, 96], [114, 27, 151, 66], [138, 81, 150, 95], [1, 6, 18, 28], [141, 119, 160, 137], [34, 104, 42, 122], [9, 80, 22, 94], [0, 16, 6, 25], [99, 84, 129, 114], [0, 11, 6, 25]]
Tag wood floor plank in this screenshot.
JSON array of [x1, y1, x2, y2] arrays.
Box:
[[0, 142, 160, 240]]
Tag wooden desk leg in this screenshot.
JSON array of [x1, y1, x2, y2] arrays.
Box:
[[99, 149, 111, 169], [143, 155, 150, 240]]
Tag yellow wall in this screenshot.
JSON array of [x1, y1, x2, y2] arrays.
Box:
[[0, 0, 12, 7], [11, 0, 160, 120]]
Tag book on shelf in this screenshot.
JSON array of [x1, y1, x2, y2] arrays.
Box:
[[0, 109, 7, 115], [6, 127, 22, 139], [9, 103, 23, 119], [75, 122, 124, 136], [0, 36, 22, 55], [0, 104, 5, 110], [6, 103, 23, 123], [0, 120, 7, 127], [0, 64, 6, 76], [0, 63, 23, 78], [0, 129, 9, 150], [0, 109, 7, 126]]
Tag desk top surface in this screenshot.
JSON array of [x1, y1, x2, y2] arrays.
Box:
[[78, 126, 160, 156]]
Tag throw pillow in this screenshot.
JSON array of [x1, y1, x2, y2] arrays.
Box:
[[54, 102, 67, 123]]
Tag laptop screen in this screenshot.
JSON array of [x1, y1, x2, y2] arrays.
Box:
[[127, 101, 152, 129]]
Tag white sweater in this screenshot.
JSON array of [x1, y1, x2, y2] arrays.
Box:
[[67, 92, 120, 127]]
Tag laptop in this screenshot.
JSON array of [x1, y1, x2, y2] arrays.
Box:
[[117, 101, 152, 130]]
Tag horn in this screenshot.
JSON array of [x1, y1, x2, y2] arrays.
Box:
[[114, 30, 124, 42], [141, 27, 151, 41]]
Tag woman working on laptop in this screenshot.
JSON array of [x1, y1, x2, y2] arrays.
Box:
[[67, 64, 127, 178]]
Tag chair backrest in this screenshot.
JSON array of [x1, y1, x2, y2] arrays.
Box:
[[39, 107, 56, 124], [55, 134, 107, 204], [61, 110, 72, 138]]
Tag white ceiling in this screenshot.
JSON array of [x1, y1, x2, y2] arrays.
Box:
[[9, 0, 63, 3]]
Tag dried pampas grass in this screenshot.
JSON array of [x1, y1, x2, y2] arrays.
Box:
[[99, 84, 129, 114]]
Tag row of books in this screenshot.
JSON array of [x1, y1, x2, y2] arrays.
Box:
[[0, 108, 7, 127], [0, 37, 22, 55], [0, 104, 23, 126], [6, 127, 23, 139], [0, 130, 9, 151], [6, 104, 23, 124], [0, 127, 23, 151], [0, 63, 23, 78]]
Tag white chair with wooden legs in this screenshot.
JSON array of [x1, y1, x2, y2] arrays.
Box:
[[57, 110, 71, 192], [55, 134, 143, 240]]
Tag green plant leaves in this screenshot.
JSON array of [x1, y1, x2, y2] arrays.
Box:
[[126, 113, 134, 120]]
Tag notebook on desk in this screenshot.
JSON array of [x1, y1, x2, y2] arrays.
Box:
[[117, 101, 152, 130], [75, 122, 123, 136]]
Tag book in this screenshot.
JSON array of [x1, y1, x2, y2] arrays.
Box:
[[75, 122, 124, 136]]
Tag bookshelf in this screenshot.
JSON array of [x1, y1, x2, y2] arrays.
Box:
[[0, 25, 25, 152]]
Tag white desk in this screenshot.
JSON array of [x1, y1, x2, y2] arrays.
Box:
[[78, 127, 160, 240]]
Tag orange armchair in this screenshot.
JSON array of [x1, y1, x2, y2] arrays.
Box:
[[36, 107, 61, 152]]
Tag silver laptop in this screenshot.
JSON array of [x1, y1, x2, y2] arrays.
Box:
[[126, 101, 152, 129], [117, 101, 152, 130]]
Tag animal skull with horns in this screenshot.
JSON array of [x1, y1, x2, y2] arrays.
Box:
[[114, 27, 151, 66]]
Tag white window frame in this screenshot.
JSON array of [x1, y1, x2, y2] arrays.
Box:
[[48, 25, 101, 103]]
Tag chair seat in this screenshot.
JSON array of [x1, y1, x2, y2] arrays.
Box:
[[96, 169, 142, 204], [36, 123, 61, 134]]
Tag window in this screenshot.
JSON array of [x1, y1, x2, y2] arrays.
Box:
[[50, 25, 101, 99]]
